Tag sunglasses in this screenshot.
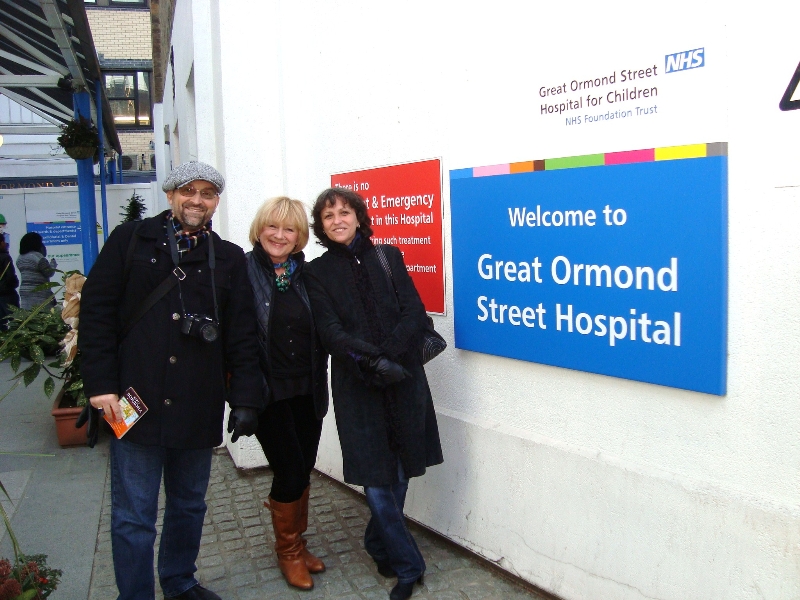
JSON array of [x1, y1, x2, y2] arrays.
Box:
[[177, 185, 219, 200]]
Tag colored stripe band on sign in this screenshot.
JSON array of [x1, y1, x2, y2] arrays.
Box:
[[450, 142, 727, 179]]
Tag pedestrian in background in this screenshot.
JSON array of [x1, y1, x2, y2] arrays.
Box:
[[305, 188, 443, 600], [17, 231, 56, 309], [246, 196, 329, 590], [0, 236, 19, 326]]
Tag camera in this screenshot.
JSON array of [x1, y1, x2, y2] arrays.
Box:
[[180, 313, 219, 343]]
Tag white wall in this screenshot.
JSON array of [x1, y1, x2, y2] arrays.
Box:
[[165, 1, 800, 598]]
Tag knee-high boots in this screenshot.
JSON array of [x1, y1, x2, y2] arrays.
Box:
[[298, 486, 326, 573], [266, 486, 326, 590]]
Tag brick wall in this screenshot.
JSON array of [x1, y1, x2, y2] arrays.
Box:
[[86, 9, 152, 61], [117, 131, 154, 157]]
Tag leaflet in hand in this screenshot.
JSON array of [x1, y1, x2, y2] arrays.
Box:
[[105, 387, 148, 439]]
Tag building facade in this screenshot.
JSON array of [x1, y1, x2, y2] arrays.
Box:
[[151, 2, 800, 599]]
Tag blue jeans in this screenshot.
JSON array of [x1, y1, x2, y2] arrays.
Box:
[[363, 461, 425, 584], [110, 437, 213, 600]]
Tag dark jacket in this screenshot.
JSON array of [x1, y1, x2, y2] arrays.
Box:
[[246, 249, 329, 420], [79, 211, 263, 448], [0, 250, 19, 306], [304, 240, 443, 487]]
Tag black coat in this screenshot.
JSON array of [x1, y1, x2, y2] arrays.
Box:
[[0, 250, 19, 307], [304, 241, 443, 487], [246, 249, 329, 420], [79, 211, 263, 448]]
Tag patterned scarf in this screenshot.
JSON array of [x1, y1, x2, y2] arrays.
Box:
[[166, 211, 211, 253]]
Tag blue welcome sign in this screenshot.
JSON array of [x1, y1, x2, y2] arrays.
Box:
[[449, 143, 727, 395]]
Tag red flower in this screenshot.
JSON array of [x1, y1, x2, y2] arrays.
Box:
[[0, 578, 22, 600]]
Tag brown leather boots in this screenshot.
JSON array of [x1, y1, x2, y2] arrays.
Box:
[[267, 486, 326, 590]]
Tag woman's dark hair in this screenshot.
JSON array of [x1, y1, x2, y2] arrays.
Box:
[[311, 188, 373, 247], [19, 232, 44, 255]]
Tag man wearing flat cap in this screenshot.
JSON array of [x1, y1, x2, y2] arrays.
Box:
[[80, 161, 263, 600]]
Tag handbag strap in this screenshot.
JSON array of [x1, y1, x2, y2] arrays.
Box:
[[375, 245, 399, 302]]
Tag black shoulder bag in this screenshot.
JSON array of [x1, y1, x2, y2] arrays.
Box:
[[374, 244, 446, 365]]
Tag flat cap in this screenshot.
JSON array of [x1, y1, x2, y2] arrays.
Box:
[[162, 161, 225, 194]]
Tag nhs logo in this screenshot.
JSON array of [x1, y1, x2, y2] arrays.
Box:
[[665, 48, 704, 73]]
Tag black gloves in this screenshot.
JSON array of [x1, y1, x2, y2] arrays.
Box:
[[75, 404, 100, 448], [227, 407, 259, 443], [358, 355, 411, 387]]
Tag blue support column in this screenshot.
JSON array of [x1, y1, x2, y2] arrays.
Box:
[[73, 91, 99, 273], [94, 79, 109, 241]]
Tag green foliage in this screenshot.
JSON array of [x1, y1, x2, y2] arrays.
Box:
[[56, 116, 98, 150], [0, 306, 67, 367], [0, 272, 86, 407], [120, 192, 147, 223]]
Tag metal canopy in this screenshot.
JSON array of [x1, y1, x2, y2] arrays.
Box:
[[0, 0, 121, 153]]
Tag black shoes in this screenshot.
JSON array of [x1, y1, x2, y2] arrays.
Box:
[[389, 575, 424, 600], [166, 584, 222, 600], [375, 560, 397, 578]]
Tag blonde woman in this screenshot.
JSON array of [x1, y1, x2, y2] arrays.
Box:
[[246, 197, 329, 590]]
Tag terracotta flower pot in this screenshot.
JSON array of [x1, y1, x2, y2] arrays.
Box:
[[51, 388, 87, 447]]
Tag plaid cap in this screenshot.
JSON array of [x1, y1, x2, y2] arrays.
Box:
[[162, 161, 225, 194]]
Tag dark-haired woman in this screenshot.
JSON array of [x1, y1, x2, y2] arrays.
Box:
[[17, 232, 57, 309], [304, 188, 443, 600], [0, 237, 19, 327], [246, 196, 329, 591]]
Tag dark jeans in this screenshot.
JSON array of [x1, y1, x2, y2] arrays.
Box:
[[110, 437, 212, 600], [364, 461, 426, 584], [255, 394, 323, 503]]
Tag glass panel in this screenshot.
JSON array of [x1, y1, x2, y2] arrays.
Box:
[[105, 74, 134, 99], [137, 72, 151, 125], [110, 99, 136, 126]]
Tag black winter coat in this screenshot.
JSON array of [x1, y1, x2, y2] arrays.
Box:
[[79, 211, 263, 448], [0, 250, 19, 307], [246, 249, 329, 420], [304, 240, 443, 487]]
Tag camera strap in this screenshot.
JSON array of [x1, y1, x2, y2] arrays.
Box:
[[120, 224, 219, 341], [167, 225, 220, 324]]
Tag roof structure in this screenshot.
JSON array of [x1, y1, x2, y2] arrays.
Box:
[[0, 0, 121, 153]]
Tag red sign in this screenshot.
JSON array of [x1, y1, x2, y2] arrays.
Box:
[[331, 159, 444, 314]]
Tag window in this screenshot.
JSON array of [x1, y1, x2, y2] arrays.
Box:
[[104, 71, 152, 128]]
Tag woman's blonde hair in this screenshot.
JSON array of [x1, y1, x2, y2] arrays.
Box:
[[249, 196, 310, 252]]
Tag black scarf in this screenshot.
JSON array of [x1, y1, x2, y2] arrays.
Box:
[[327, 235, 384, 347]]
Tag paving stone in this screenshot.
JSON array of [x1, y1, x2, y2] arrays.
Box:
[[199, 554, 224, 568], [198, 565, 226, 581], [88, 452, 553, 600], [219, 529, 243, 541], [423, 573, 450, 592], [326, 530, 349, 543], [331, 540, 354, 553]]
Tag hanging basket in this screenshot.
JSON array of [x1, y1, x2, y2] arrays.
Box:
[[64, 145, 97, 160]]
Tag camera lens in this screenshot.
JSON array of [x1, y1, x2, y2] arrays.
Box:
[[200, 323, 219, 342]]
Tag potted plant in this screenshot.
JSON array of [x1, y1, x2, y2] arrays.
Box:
[[56, 116, 99, 161], [0, 272, 87, 447]]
